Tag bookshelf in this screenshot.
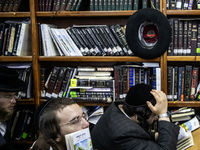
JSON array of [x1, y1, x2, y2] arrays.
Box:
[[0, 0, 199, 112], [1, 0, 200, 148]]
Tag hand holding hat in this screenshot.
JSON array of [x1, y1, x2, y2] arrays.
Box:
[[146, 90, 168, 116]]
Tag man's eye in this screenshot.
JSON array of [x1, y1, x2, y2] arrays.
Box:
[[71, 117, 80, 124]]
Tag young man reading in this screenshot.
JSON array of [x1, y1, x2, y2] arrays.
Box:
[[91, 83, 180, 150], [32, 98, 90, 150]]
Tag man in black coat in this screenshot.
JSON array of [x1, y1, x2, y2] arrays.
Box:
[[0, 66, 26, 149], [91, 84, 180, 150]]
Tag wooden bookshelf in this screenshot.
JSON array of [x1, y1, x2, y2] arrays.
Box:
[[0, 0, 200, 149]]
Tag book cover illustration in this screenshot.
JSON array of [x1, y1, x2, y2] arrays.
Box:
[[65, 128, 93, 150]]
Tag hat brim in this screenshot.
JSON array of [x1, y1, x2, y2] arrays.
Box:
[[0, 79, 26, 92], [126, 8, 171, 59]]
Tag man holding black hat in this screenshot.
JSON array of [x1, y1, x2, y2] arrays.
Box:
[[0, 66, 26, 149], [91, 83, 179, 150]]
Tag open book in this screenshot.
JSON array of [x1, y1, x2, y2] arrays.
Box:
[[65, 128, 93, 150]]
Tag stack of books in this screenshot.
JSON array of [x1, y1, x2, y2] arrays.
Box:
[[0, 19, 32, 56], [169, 107, 196, 123], [39, 24, 134, 57], [69, 66, 115, 102]]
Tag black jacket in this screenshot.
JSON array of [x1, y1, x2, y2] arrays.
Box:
[[91, 102, 180, 150]]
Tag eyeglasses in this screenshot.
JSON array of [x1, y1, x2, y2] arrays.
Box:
[[0, 94, 20, 103], [59, 112, 88, 127]]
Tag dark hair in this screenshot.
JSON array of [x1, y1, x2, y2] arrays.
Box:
[[37, 98, 76, 150], [122, 102, 152, 131]]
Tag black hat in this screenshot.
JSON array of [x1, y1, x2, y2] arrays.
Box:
[[0, 66, 26, 92], [125, 84, 155, 107], [126, 8, 171, 59]]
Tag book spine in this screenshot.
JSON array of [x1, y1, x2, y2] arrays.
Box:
[[81, 28, 100, 56], [173, 19, 179, 55], [176, 0, 182, 9], [191, 20, 197, 56], [182, 20, 188, 55], [196, 21, 200, 56], [7, 23, 17, 56], [114, 66, 119, 101], [52, 67, 67, 98], [190, 67, 199, 100], [3, 0, 10, 11], [114, 24, 133, 56], [178, 20, 183, 55], [181, 67, 185, 101], [60, 0, 68, 10], [168, 18, 174, 56], [183, 0, 189, 9], [45, 66, 60, 98], [122, 67, 128, 98], [85, 27, 106, 56], [169, 0, 176, 9], [187, 20, 192, 55], [0, 23, 6, 55], [188, 0, 194, 10], [184, 65, 192, 101], [173, 66, 178, 100], [12, 23, 22, 55], [103, 25, 123, 56]]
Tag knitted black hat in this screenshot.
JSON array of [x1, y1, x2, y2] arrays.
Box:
[[0, 66, 26, 92], [125, 84, 155, 106]]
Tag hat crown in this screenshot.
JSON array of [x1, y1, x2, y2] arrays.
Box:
[[0, 66, 26, 92], [125, 84, 154, 106]]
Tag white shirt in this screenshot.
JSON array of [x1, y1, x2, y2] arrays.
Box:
[[0, 121, 6, 136]]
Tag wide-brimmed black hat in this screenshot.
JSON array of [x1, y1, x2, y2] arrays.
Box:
[[0, 66, 26, 92], [126, 8, 171, 59], [125, 84, 156, 107]]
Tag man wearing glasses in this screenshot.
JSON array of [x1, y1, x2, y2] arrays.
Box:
[[32, 98, 89, 150], [0, 66, 26, 149]]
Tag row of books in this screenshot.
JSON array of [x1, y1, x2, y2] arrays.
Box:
[[39, 0, 89, 11], [166, 0, 195, 10], [10, 109, 36, 141], [167, 18, 200, 56], [42, 66, 115, 102], [42, 63, 161, 102], [0, 19, 32, 56], [1, 63, 33, 98], [90, 0, 160, 11], [38, 0, 160, 11], [114, 63, 161, 100], [167, 65, 199, 101], [39, 24, 134, 56], [0, 0, 29, 12]]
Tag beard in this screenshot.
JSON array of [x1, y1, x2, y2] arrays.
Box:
[[0, 108, 13, 122]]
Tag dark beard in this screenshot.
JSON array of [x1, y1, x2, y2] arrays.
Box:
[[0, 108, 13, 122]]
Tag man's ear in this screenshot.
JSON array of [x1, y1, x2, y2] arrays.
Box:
[[55, 134, 62, 143]]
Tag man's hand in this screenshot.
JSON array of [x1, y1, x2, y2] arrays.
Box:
[[146, 90, 168, 116]]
